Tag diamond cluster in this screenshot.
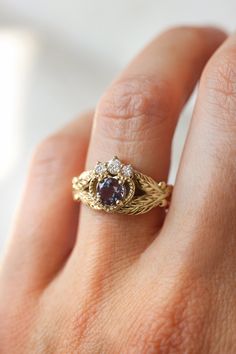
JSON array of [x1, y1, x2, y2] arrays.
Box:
[[95, 157, 133, 178]]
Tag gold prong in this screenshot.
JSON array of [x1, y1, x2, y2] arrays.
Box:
[[158, 181, 166, 189], [159, 199, 168, 207], [72, 177, 78, 183]]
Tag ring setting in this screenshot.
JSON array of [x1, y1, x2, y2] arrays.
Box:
[[72, 157, 172, 215]]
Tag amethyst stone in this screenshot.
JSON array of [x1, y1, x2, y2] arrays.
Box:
[[97, 177, 126, 206]]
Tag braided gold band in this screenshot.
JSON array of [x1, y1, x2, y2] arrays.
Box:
[[72, 157, 172, 215]]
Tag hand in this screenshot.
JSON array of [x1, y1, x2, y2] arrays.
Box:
[[1, 26, 235, 353]]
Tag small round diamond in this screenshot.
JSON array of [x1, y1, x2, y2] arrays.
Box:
[[122, 164, 133, 177], [97, 177, 126, 206], [95, 162, 107, 175], [107, 158, 121, 175]]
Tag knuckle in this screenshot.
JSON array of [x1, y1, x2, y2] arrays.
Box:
[[33, 134, 68, 163], [164, 25, 207, 43], [96, 76, 174, 143], [72, 302, 98, 342], [63, 312, 91, 351], [31, 134, 74, 179], [64, 298, 105, 352], [127, 278, 210, 354], [202, 51, 236, 130], [0, 297, 35, 353]]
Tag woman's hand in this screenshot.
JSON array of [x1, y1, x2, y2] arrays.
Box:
[[1, 26, 236, 353]]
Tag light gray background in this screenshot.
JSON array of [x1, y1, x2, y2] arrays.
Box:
[[0, 0, 235, 251]]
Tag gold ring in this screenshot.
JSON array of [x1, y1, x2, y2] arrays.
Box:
[[72, 157, 173, 215]]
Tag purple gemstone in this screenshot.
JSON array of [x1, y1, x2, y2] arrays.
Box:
[[97, 177, 126, 206]]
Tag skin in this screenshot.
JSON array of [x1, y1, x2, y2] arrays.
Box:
[[0, 25, 236, 353]]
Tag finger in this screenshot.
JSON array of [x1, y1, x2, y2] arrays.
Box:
[[157, 32, 236, 264], [76, 27, 226, 264], [0, 112, 93, 291]]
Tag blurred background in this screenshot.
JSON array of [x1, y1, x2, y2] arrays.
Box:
[[0, 0, 235, 251]]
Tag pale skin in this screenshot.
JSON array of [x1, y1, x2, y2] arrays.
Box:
[[1, 25, 236, 353]]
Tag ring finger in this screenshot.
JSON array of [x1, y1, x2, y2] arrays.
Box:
[[74, 26, 226, 266]]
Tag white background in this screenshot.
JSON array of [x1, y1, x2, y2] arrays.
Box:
[[0, 0, 235, 251]]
